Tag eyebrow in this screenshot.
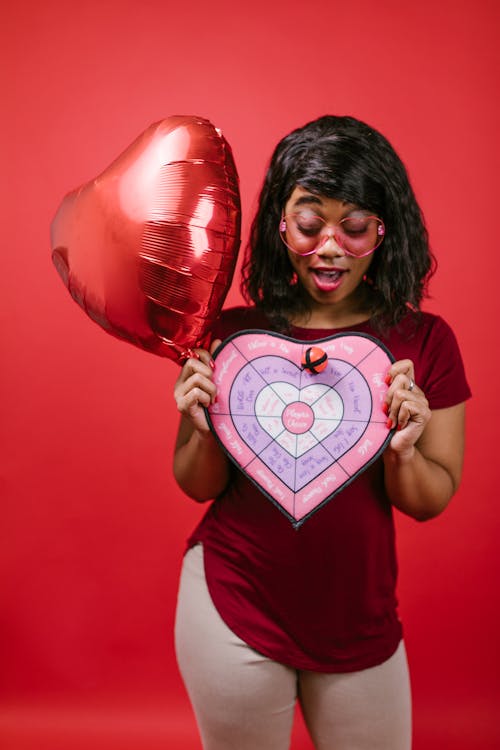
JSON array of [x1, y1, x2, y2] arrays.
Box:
[[291, 195, 370, 217], [292, 195, 324, 208]]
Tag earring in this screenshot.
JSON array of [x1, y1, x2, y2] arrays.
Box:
[[279, 219, 286, 232]]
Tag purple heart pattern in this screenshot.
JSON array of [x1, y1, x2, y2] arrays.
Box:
[[207, 330, 394, 527]]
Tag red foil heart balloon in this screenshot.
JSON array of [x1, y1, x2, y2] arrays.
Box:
[[51, 116, 241, 362]]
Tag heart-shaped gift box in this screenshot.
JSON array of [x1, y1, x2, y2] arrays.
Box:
[[207, 330, 395, 527]]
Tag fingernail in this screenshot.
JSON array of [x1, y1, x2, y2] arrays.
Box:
[[386, 418, 393, 429], [382, 402, 389, 415], [209, 358, 215, 370], [385, 374, 392, 385], [397, 423, 403, 431]]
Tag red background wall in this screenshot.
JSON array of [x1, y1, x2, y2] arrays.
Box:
[[2, 1, 499, 747]]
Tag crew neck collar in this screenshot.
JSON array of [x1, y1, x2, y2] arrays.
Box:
[[289, 318, 374, 336]]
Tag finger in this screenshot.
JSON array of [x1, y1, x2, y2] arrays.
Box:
[[388, 372, 418, 397], [394, 397, 430, 432], [175, 371, 217, 407], [191, 347, 216, 371], [385, 359, 415, 386], [383, 360, 419, 418], [175, 389, 212, 435], [395, 398, 413, 431], [178, 354, 214, 383], [387, 390, 429, 430], [177, 386, 213, 413]]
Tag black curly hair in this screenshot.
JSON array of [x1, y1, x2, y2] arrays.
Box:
[[241, 115, 436, 332]]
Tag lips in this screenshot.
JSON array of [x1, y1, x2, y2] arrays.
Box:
[[311, 267, 347, 292]]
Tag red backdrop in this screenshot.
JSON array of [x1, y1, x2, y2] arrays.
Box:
[[2, 1, 499, 748]]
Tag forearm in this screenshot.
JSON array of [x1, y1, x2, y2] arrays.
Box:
[[383, 444, 457, 521], [382, 365, 465, 522], [174, 428, 231, 501]]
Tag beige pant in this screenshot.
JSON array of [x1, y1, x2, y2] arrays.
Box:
[[175, 544, 412, 750]]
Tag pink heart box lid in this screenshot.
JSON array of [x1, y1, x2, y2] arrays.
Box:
[[207, 330, 395, 528]]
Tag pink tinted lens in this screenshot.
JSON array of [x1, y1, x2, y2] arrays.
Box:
[[337, 216, 384, 255], [282, 213, 384, 256]]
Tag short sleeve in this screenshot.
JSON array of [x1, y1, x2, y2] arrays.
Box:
[[415, 316, 471, 410], [211, 306, 270, 343]]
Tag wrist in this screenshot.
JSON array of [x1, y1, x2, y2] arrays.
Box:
[[193, 426, 219, 447], [384, 442, 416, 465]]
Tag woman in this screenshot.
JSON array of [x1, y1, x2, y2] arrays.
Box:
[[173, 115, 470, 750]]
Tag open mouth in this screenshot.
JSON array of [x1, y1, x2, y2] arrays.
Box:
[[313, 269, 344, 282], [311, 268, 347, 290]]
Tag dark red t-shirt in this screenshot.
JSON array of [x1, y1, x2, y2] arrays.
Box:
[[186, 307, 471, 672]]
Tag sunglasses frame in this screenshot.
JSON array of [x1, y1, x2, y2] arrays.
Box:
[[279, 212, 385, 258]]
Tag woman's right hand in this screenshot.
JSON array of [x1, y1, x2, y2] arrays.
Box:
[[173, 340, 221, 434]]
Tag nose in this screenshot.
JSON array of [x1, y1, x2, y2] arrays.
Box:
[[316, 232, 346, 257]]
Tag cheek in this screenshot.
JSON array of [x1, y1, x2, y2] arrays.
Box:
[[358, 256, 375, 277], [287, 251, 309, 272]]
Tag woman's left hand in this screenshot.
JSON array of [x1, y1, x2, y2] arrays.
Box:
[[384, 359, 431, 456]]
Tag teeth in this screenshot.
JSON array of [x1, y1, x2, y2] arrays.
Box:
[[316, 270, 340, 280]]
